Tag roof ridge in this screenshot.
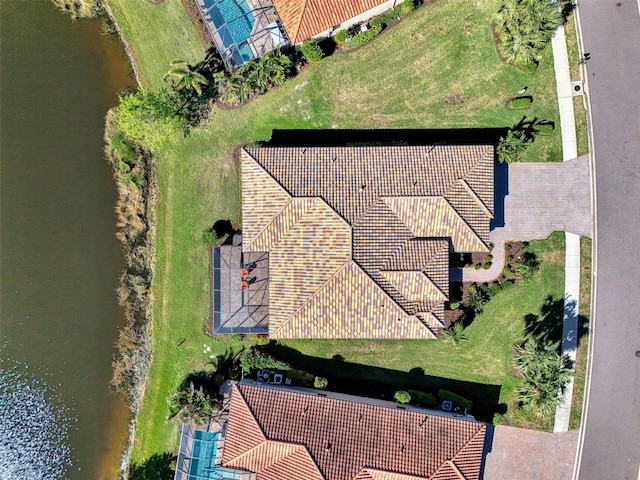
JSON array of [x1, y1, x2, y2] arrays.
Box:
[[245, 197, 316, 251], [244, 197, 294, 251], [447, 423, 487, 479], [442, 198, 489, 252], [458, 179, 494, 219], [447, 460, 468, 480], [289, 0, 309, 44], [269, 259, 352, 337]]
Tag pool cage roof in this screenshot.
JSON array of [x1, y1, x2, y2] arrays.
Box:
[[197, 0, 289, 67], [175, 424, 253, 480]]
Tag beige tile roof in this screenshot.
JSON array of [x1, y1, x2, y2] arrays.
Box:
[[241, 145, 493, 339], [272, 0, 385, 44], [223, 383, 487, 480]]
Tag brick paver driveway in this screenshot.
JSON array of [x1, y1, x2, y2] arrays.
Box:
[[462, 156, 591, 283], [483, 426, 578, 480]]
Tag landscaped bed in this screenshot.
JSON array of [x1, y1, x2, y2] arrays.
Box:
[[104, 0, 589, 469]]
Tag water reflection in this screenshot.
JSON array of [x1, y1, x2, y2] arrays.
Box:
[[0, 362, 74, 479]]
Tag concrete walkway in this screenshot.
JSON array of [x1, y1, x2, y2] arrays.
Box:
[[551, 23, 581, 433]]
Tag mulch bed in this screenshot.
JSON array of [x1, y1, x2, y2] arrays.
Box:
[[182, 0, 214, 48]]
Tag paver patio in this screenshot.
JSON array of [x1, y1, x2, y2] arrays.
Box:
[[462, 155, 591, 283], [484, 426, 578, 480]]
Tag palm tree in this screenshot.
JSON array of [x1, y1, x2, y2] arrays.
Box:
[[168, 382, 215, 425], [494, 0, 562, 67], [164, 60, 209, 96], [463, 289, 487, 315], [442, 322, 469, 347], [514, 339, 573, 417]]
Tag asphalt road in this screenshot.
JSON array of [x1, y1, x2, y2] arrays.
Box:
[[574, 1, 640, 479]]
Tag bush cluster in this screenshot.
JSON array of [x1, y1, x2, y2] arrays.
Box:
[[314, 376, 329, 389], [407, 389, 437, 408], [343, 24, 383, 50], [334, 29, 349, 44], [300, 39, 324, 62], [394, 390, 411, 404], [215, 50, 291, 106], [508, 96, 533, 110]]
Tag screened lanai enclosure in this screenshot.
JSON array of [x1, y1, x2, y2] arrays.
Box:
[[174, 424, 256, 480], [196, 0, 289, 66]]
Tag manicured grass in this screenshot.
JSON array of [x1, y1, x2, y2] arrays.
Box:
[[108, 0, 203, 89], [564, 14, 590, 157], [570, 237, 592, 429], [107, 0, 576, 462], [283, 233, 566, 430]]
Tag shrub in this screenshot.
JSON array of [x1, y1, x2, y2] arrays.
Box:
[[407, 390, 437, 408], [334, 29, 349, 44], [394, 390, 411, 404], [343, 24, 383, 50], [449, 301, 460, 310], [314, 376, 328, 389], [438, 389, 473, 410], [399, 0, 417, 15], [238, 350, 290, 373], [300, 39, 324, 62], [287, 368, 314, 387], [534, 121, 554, 136], [201, 230, 218, 244], [508, 96, 533, 110]]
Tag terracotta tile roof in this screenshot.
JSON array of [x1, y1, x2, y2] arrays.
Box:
[[222, 383, 487, 480], [241, 145, 494, 338], [272, 0, 385, 44]]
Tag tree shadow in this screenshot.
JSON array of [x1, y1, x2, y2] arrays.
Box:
[[256, 342, 502, 422], [129, 452, 175, 480], [523, 295, 589, 348]]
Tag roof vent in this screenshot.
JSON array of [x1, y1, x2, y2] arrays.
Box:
[[303, 406, 309, 414], [400, 445, 405, 453], [419, 416, 429, 427], [360, 184, 366, 192], [325, 441, 332, 451], [358, 414, 363, 423], [413, 181, 418, 188], [332, 155, 337, 163], [301, 148, 306, 155]]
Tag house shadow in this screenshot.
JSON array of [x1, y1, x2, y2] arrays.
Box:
[[257, 342, 502, 423], [491, 160, 508, 229], [266, 128, 508, 147]]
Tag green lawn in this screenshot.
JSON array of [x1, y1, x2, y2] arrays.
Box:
[[106, 0, 584, 463]]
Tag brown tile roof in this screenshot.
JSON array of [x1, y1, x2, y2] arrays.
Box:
[[272, 0, 386, 44], [241, 145, 494, 339], [222, 383, 487, 480]]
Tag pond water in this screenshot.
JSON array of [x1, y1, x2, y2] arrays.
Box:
[[1, 1, 135, 478]]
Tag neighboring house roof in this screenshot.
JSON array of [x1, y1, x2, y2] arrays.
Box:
[[222, 383, 487, 480], [241, 145, 494, 339], [272, 0, 385, 44]]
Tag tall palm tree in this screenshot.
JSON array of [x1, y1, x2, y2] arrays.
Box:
[[494, 0, 562, 67], [514, 339, 573, 417], [163, 60, 209, 96]]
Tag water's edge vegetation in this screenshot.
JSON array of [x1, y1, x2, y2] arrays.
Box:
[[104, 111, 156, 479]]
